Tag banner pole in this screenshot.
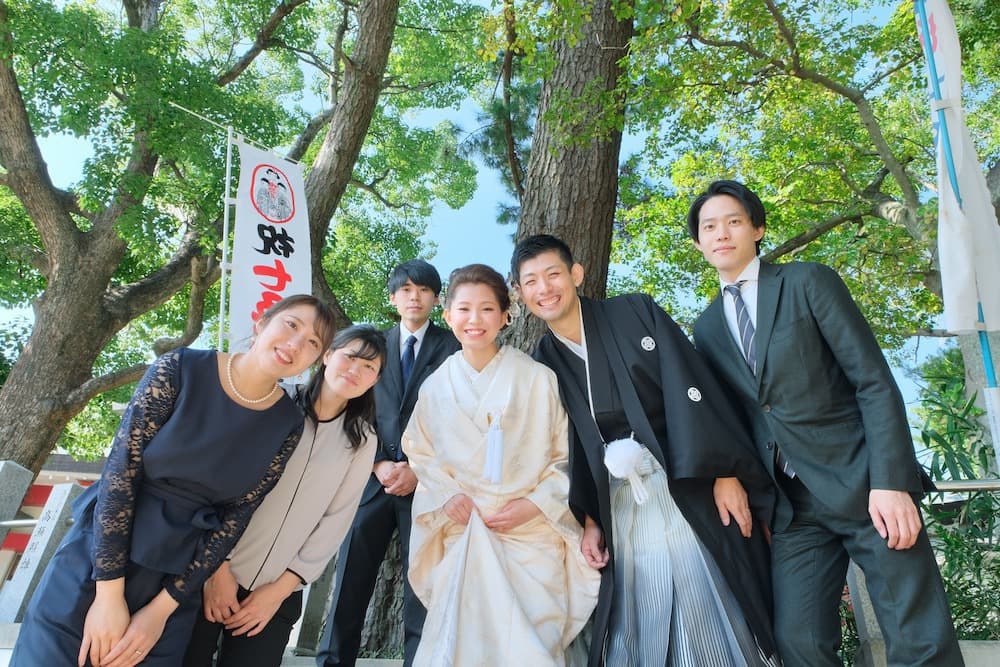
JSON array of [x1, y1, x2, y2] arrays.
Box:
[[219, 128, 235, 352]]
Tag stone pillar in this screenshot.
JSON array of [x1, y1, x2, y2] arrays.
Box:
[[847, 561, 887, 667], [0, 461, 33, 547], [295, 554, 338, 654], [0, 482, 84, 622]]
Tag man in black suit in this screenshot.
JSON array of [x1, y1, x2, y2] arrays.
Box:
[[512, 234, 779, 667], [316, 260, 459, 667], [689, 180, 963, 666]]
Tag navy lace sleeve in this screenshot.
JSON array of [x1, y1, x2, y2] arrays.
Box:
[[92, 350, 182, 580], [164, 423, 303, 602]]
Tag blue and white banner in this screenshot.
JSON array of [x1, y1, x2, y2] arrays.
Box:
[[917, 0, 1000, 334], [228, 140, 312, 351]]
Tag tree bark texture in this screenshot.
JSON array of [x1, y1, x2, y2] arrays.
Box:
[[305, 0, 401, 326], [508, 0, 633, 351]]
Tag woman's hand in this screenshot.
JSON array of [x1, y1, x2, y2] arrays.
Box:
[[483, 498, 541, 532], [101, 589, 178, 667], [223, 571, 297, 637], [203, 561, 241, 623], [79, 579, 130, 667], [581, 516, 609, 570], [443, 493, 477, 525]]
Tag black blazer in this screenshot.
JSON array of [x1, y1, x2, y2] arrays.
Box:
[[693, 260, 927, 526], [360, 321, 460, 505]]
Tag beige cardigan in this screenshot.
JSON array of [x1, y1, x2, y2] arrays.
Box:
[[228, 413, 377, 590]]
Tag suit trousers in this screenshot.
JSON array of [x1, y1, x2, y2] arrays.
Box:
[[771, 476, 963, 667], [183, 587, 303, 667], [315, 486, 425, 667]]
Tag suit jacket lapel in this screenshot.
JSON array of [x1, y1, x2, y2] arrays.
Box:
[[755, 261, 783, 386], [703, 295, 757, 392], [385, 326, 404, 406]]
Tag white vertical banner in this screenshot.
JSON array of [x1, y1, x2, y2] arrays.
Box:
[[918, 0, 1000, 333], [228, 140, 312, 351], [985, 387, 1000, 466]]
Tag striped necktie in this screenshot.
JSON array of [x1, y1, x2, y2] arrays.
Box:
[[724, 281, 756, 375], [725, 282, 796, 478]]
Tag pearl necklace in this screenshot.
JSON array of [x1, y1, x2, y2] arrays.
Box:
[[226, 352, 279, 404]]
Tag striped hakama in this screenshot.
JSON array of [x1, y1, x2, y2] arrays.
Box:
[[606, 448, 769, 667]]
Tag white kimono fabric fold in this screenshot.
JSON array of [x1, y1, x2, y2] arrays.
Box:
[[404, 347, 600, 666]]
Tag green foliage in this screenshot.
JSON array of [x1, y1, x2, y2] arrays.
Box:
[[0, 190, 44, 307], [610, 0, 1000, 349], [1, 0, 490, 454], [0, 317, 31, 388], [916, 346, 1000, 640], [322, 214, 426, 328]]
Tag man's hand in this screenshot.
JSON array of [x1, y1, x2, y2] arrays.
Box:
[[384, 462, 417, 496], [203, 561, 240, 623], [713, 476, 753, 538], [443, 494, 477, 525], [869, 489, 921, 550], [483, 498, 541, 532], [581, 516, 609, 570]]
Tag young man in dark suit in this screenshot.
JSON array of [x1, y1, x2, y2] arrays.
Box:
[[512, 234, 779, 667], [689, 179, 963, 666], [316, 260, 460, 667]]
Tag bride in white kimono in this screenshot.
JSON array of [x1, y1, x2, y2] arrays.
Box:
[[403, 264, 600, 667]]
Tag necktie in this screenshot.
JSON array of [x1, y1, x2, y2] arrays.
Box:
[[401, 335, 417, 387], [724, 281, 756, 375], [725, 282, 796, 477]]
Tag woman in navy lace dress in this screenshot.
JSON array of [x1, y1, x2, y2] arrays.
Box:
[[11, 295, 335, 667]]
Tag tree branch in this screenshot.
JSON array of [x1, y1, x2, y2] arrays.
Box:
[[350, 176, 412, 210], [105, 228, 209, 324], [7, 243, 49, 275], [0, 2, 81, 263], [152, 254, 220, 355], [501, 0, 525, 201], [216, 0, 312, 86], [64, 363, 149, 416], [762, 210, 864, 261], [763, 0, 799, 71], [685, 17, 923, 239]]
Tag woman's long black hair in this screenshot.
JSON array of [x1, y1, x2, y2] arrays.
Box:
[[301, 324, 387, 449]]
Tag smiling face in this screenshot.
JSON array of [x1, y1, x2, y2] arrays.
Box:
[[443, 282, 507, 362], [514, 250, 584, 331], [389, 279, 438, 330], [693, 194, 765, 283], [322, 341, 382, 401], [251, 303, 325, 378]]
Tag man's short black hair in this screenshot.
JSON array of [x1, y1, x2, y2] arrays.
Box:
[[387, 259, 443, 295], [510, 234, 575, 285], [687, 180, 767, 253]]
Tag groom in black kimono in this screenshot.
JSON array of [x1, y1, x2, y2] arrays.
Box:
[[512, 234, 779, 667]]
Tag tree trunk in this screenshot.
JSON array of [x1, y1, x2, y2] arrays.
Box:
[[305, 0, 401, 325], [509, 0, 633, 350]]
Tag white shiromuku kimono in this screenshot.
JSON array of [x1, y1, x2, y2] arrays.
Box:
[[404, 346, 600, 667]]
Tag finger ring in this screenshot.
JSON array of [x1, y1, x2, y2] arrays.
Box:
[[134, 649, 144, 655]]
